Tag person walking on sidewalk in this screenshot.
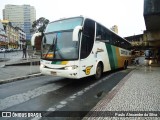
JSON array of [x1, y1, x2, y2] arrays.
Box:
[[133, 57, 139, 65], [22, 43, 27, 59]]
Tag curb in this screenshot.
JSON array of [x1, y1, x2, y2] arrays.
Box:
[[86, 69, 134, 114], [5, 61, 40, 66], [0, 58, 10, 62], [0, 73, 43, 85]]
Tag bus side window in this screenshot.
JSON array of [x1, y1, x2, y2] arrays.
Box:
[[96, 23, 102, 40], [80, 19, 95, 59], [96, 23, 111, 43], [105, 30, 111, 43], [111, 34, 116, 46]]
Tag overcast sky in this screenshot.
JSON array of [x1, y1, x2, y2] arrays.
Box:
[[0, 0, 146, 37]]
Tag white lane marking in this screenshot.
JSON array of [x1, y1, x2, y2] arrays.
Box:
[[60, 101, 67, 105], [31, 116, 41, 120], [56, 104, 65, 109], [0, 83, 64, 110], [70, 95, 76, 99], [47, 108, 56, 111], [31, 71, 121, 120], [46, 71, 120, 112], [77, 91, 84, 96]]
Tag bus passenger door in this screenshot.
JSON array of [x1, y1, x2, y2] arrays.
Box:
[[79, 19, 96, 78], [79, 52, 96, 78]]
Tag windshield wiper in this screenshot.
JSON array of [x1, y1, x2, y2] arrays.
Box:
[[44, 34, 57, 59], [53, 34, 57, 59]]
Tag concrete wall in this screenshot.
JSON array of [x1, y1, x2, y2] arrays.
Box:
[[144, 0, 160, 15]]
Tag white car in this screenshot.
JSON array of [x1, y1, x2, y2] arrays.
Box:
[[6, 48, 13, 52], [0, 48, 6, 53]]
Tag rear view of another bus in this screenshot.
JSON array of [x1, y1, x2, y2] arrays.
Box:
[[145, 49, 154, 65]]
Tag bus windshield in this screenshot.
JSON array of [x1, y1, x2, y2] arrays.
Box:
[[42, 17, 83, 60], [45, 17, 83, 33]]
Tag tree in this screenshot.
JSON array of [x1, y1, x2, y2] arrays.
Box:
[[30, 17, 49, 33], [30, 17, 49, 55]]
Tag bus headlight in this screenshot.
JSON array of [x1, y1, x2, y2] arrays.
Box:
[[149, 60, 152, 65], [40, 63, 45, 68], [65, 65, 78, 70]]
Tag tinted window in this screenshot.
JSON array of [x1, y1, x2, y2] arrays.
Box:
[[96, 23, 111, 43], [80, 19, 95, 59], [96, 22, 131, 50]]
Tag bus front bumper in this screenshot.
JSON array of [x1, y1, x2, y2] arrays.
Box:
[[40, 66, 79, 79]]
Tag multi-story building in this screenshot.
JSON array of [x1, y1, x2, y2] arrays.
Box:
[[110, 25, 118, 34], [0, 21, 7, 48], [0, 20, 19, 48], [15, 27, 26, 50], [143, 0, 160, 62], [125, 34, 144, 50], [3, 4, 36, 40]]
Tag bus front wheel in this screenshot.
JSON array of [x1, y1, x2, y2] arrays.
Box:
[[95, 63, 103, 80]]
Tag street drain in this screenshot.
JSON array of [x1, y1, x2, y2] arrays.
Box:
[[95, 91, 104, 98]]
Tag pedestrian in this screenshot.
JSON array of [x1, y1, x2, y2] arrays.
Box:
[[22, 43, 27, 59], [157, 53, 160, 64], [134, 57, 139, 65], [136, 58, 139, 65]]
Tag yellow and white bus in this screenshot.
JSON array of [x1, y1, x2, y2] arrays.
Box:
[[32, 16, 131, 79]]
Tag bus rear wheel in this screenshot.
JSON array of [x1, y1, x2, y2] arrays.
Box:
[[95, 63, 103, 80]]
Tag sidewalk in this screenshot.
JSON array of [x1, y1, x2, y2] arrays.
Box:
[[0, 50, 40, 66], [84, 65, 160, 119], [0, 56, 40, 67], [0, 57, 41, 84]]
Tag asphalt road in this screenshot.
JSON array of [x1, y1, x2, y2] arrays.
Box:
[[0, 68, 132, 120]]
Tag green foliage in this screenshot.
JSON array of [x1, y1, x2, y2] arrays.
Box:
[[31, 17, 50, 33], [26, 40, 31, 45]]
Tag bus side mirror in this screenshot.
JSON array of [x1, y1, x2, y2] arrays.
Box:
[[31, 32, 42, 46], [31, 32, 42, 56], [72, 26, 82, 41]]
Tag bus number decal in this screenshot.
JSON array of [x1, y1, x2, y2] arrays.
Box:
[[83, 65, 93, 75]]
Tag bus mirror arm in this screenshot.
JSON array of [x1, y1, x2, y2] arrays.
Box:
[[72, 26, 82, 41], [31, 32, 42, 56], [31, 32, 42, 46]]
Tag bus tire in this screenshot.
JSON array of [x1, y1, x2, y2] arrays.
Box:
[[95, 62, 103, 80]]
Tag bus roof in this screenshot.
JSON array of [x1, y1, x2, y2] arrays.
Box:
[[49, 16, 131, 44]]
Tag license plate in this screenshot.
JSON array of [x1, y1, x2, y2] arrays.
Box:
[[51, 71, 57, 75]]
